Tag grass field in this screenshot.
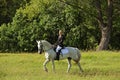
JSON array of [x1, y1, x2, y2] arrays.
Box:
[[0, 51, 120, 80]]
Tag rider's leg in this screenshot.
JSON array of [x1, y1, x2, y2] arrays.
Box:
[[56, 49, 61, 60], [55, 45, 62, 60]]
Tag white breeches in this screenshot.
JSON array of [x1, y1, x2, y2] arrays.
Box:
[[56, 45, 62, 52]]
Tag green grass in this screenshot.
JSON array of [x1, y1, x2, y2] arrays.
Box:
[[0, 51, 120, 80]]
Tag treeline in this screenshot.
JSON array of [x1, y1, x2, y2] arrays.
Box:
[[0, 0, 120, 52]]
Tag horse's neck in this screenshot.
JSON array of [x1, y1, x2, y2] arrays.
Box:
[[43, 40, 52, 50]]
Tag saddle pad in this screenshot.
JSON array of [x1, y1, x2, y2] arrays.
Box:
[[61, 48, 69, 54]]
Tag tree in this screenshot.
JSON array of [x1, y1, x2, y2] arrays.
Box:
[[94, 0, 113, 50], [59, 0, 114, 50]]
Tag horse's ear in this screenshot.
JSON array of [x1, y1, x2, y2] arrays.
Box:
[[36, 40, 39, 43]]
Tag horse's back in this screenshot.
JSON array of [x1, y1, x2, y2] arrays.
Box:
[[66, 47, 80, 54]]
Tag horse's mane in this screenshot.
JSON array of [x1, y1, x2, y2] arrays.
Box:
[[42, 40, 52, 47]]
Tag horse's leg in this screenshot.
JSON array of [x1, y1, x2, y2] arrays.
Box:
[[43, 59, 50, 72], [51, 59, 55, 73], [77, 62, 83, 73], [67, 58, 71, 73]]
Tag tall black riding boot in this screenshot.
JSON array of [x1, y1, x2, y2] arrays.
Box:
[[56, 52, 59, 60], [56, 50, 61, 60]]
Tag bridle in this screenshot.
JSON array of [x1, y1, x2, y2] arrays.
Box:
[[39, 41, 44, 54]]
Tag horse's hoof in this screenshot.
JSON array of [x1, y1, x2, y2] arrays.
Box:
[[45, 70, 48, 72], [44, 69, 48, 72], [79, 70, 84, 74]]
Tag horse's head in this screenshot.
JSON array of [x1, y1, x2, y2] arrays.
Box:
[[36, 40, 43, 54], [37, 40, 53, 54]]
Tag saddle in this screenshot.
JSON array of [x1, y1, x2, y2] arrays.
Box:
[[54, 47, 69, 60], [61, 48, 69, 54]]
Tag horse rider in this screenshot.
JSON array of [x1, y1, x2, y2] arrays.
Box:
[[55, 30, 65, 60]]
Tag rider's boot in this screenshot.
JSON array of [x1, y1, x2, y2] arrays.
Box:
[[56, 50, 61, 60]]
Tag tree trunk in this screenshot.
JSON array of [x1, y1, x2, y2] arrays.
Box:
[[95, 0, 113, 51], [97, 26, 111, 50]]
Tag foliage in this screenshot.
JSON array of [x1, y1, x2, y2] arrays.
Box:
[[110, 0, 120, 50], [0, 0, 30, 25], [0, 0, 120, 52]]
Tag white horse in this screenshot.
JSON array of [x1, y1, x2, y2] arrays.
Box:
[[37, 40, 83, 73]]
